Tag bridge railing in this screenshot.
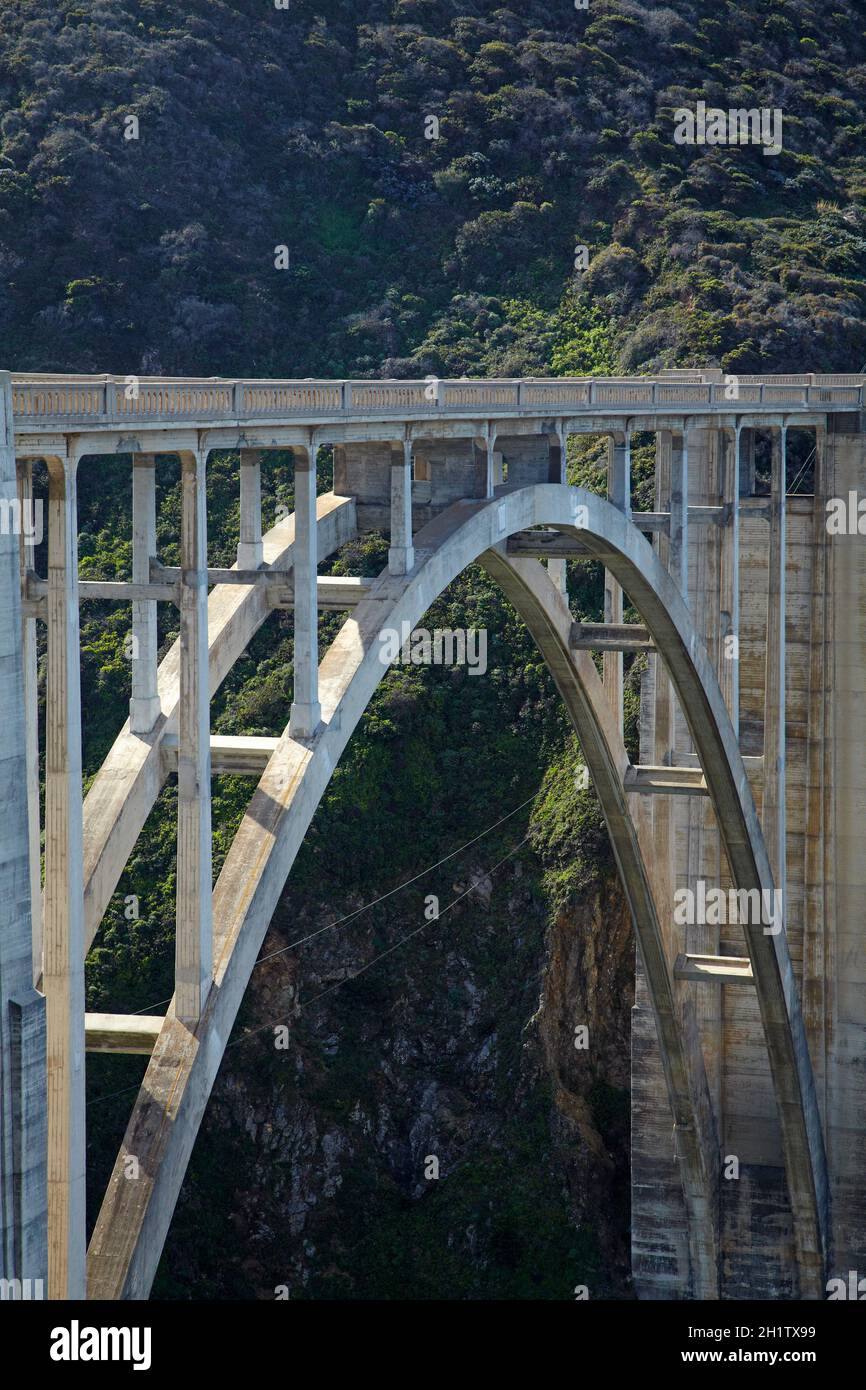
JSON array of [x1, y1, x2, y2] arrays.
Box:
[[8, 373, 864, 428]]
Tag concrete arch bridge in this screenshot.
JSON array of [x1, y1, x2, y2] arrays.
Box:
[[0, 369, 863, 1300]]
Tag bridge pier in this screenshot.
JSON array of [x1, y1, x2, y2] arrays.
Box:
[[388, 441, 414, 576], [762, 426, 787, 896], [0, 374, 46, 1296], [130, 454, 161, 734], [44, 454, 86, 1299], [237, 449, 264, 570], [289, 445, 322, 738], [175, 449, 213, 1024], [603, 432, 630, 735], [16, 458, 43, 979]]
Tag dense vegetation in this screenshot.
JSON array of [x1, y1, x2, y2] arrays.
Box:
[[3, 0, 864, 1298], [2, 0, 866, 380]]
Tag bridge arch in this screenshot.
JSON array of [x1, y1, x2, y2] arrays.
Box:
[[85, 482, 828, 1300]]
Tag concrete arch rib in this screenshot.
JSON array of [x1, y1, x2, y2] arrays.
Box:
[[479, 547, 720, 1299], [86, 483, 828, 1300]]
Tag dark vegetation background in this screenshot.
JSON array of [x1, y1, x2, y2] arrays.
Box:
[[2, 0, 864, 1297]]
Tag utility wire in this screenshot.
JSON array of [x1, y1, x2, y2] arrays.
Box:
[[124, 789, 540, 1019], [86, 805, 538, 1109], [227, 833, 531, 1052]]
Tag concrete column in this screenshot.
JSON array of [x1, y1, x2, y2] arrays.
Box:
[[289, 447, 321, 739], [719, 429, 740, 735], [484, 437, 496, 498], [739, 427, 756, 497], [129, 454, 161, 734], [237, 449, 264, 570], [44, 454, 85, 1299], [669, 428, 689, 594], [603, 433, 629, 732], [608, 432, 631, 516], [763, 426, 787, 899], [0, 374, 46, 1294], [16, 459, 42, 981], [549, 423, 568, 596], [548, 558, 567, 598], [388, 441, 414, 575], [549, 430, 567, 486], [175, 450, 213, 1024]]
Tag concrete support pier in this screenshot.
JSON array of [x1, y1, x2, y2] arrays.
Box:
[[237, 449, 264, 570], [0, 373, 46, 1295], [44, 454, 86, 1299], [289, 446, 322, 738], [175, 450, 213, 1024], [130, 454, 161, 734], [388, 441, 415, 576]]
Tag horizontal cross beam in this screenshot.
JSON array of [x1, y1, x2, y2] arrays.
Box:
[[162, 734, 279, 776], [507, 508, 732, 558], [674, 954, 755, 985], [624, 757, 763, 796], [22, 571, 372, 616], [570, 622, 654, 652], [84, 1013, 163, 1055]]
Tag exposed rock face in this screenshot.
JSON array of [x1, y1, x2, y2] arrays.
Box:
[[157, 861, 635, 1301]]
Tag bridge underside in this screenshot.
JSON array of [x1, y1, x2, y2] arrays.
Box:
[[2, 371, 864, 1299]]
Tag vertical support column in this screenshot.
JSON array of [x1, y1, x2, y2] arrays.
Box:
[[484, 434, 496, 499], [0, 374, 46, 1294], [289, 444, 322, 739], [548, 427, 568, 598], [388, 440, 414, 576], [719, 428, 740, 736], [129, 454, 161, 734], [739, 426, 756, 497], [44, 454, 85, 1299], [175, 450, 212, 1024], [16, 459, 42, 980], [549, 427, 567, 486], [650, 429, 675, 941], [763, 425, 787, 899], [237, 448, 264, 570], [608, 431, 631, 517], [548, 558, 568, 598], [669, 427, 689, 594], [603, 432, 630, 732]]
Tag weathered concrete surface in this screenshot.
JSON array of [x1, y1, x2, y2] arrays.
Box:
[[0, 373, 46, 1290], [43, 455, 86, 1298], [635, 423, 848, 1299], [825, 419, 866, 1284]]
